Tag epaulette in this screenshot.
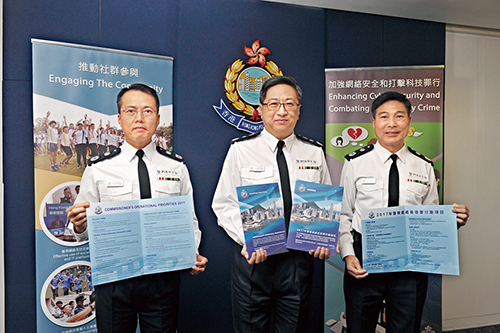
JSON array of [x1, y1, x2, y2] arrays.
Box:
[[344, 144, 374, 161], [231, 132, 260, 144], [296, 134, 324, 149], [156, 145, 184, 163], [88, 148, 121, 166], [408, 147, 434, 166]]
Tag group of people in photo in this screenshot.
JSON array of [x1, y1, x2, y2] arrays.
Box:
[[46, 266, 94, 324], [34, 111, 174, 173], [35, 113, 124, 171]]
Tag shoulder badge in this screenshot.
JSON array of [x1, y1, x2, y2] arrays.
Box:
[[296, 134, 324, 149], [408, 147, 434, 166], [88, 148, 121, 166], [156, 145, 184, 163], [231, 132, 260, 144], [344, 144, 374, 161]]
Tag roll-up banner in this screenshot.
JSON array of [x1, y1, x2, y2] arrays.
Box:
[[33, 39, 173, 332], [324, 66, 444, 333]]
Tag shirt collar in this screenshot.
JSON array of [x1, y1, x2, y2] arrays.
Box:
[[261, 128, 296, 152], [374, 142, 407, 164], [121, 140, 156, 162]]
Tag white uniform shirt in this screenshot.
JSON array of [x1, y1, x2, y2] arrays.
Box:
[[87, 128, 97, 144], [60, 131, 72, 147], [338, 142, 438, 259], [106, 132, 120, 147], [47, 127, 58, 144], [71, 140, 202, 250], [212, 129, 332, 245], [36, 133, 44, 145], [73, 129, 86, 144], [98, 131, 107, 145], [160, 136, 167, 149]]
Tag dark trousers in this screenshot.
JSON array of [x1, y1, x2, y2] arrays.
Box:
[[75, 144, 87, 166], [344, 237, 428, 333], [98, 144, 107, 155], [231, 244, 314, 333], [95, 272, 180, 333], [89, 143, 98, 157]]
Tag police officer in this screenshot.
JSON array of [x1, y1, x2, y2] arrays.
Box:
[[212, 76, 331, 332], [66, 83, 208, 332], [339, 91, 469, 333]]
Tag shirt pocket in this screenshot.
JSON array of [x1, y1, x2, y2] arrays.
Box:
[[296, 168, 321, 183], [406, 181, 429, 200], [98, 182, 133, 202], [356, 178, 384, 205], [154, 180, 181, 197], [241, 166, 274, 186]]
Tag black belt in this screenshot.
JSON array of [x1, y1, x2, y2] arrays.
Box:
[[352, 230, 362, 243]]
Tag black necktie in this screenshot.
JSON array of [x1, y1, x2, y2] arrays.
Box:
[[277, 141, 292, 228], [388, 154, 399, 207], [136, 149, 151, 199]]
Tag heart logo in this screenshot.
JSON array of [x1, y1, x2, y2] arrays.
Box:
[[347, 128, 362, 140]]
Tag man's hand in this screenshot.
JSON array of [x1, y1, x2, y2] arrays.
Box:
[[188, 254, 208, 275], [453, 203, 469, 229], [345, 255, 368, 279], [66, 202, 90, 233], [241, 243, 267, 265], [309, 246, 331, 260]]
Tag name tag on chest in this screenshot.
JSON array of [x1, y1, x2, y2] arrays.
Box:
[[361, 178, 376, 185], [107, 180, 124, 187]]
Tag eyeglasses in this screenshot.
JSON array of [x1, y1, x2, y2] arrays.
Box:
[[121, 109, 157, 118], [262, 101, 300, 112]]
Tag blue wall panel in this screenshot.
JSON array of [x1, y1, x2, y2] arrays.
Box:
[[3, 0, 100, 81], [383, 16, 445, 66], [100, 0, 179, 56], [326, 10, 385, 68]]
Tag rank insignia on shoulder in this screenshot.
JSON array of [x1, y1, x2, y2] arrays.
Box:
[[88, 148, 121, 166], [231, 132, 260, 144], [156, 146, 184, 163], [344, 144, 374, 161], [296, 134, 324, 148], [408, 147, 434, 165]]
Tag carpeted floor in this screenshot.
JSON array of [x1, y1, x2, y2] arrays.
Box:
[[444, 324, 500, 332]]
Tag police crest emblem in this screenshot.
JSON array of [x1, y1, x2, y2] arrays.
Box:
[[213, 40, 284, 133]]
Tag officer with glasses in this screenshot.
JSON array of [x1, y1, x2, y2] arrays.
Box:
[[66, 83, 208, 332], [213, 75, 332, 332]]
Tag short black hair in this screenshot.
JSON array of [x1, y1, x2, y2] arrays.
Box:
[[116, 83, 160, 114], [259, 76, 302, 104], [371, 91, 411, 118]]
